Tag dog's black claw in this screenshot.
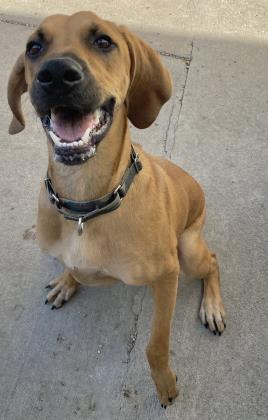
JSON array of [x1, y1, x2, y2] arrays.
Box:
[[45, 285, 52, 289], [205, 322, 209, 329], [176, 375, 178, 383], [223, 321, 227, 329], [45, 299, 48, 305], [219, 331, 222, 336], [168, 397, 173, 403], [161, 404, 167, 409], [51, 305, 56, 310], [213, 321, 219, 334], [213, 330, 217, 335]]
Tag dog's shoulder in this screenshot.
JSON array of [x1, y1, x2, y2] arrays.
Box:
[[146, 152, 205, 228]]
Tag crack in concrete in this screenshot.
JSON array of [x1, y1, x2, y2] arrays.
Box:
[[125, 288, 146, 364], [163, 40, 194, 158], [117, 288, 146, 418]]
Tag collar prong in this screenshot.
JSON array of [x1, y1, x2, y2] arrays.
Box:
[[78, 217, 84, 236]]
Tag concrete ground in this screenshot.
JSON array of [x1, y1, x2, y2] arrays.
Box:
[[0, 1, 267, 419]]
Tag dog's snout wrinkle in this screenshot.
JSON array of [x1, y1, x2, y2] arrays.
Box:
[[37, 57, 84, 90]]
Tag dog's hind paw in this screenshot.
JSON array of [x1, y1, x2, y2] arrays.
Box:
[[45, 271, 79, 309]]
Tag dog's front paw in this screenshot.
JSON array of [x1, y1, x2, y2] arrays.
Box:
[[199, 297, 226, 335], [45, 271, 79, 309], [151, 368, 179, 408]]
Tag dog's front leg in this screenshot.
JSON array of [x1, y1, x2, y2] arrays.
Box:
[[146, 269, 179, 408]]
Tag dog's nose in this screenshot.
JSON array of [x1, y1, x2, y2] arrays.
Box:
[[37, 57, 84, 89]]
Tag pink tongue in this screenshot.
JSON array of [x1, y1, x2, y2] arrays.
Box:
[[51, 112, 98, 142]]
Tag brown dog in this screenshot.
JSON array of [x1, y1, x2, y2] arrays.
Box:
[[7, 11, 226, 407]]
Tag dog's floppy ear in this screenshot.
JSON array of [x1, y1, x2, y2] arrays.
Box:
[[121, 27, 172, 129], [7, 53, 27, 135]]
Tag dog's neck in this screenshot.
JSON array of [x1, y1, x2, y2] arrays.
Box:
[[47, 107, 132, 201]]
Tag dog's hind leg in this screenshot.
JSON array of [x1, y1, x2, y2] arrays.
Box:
[[45, 270, 79, 309], [178, 209, 226, 335], [146, 269, 179, 408]]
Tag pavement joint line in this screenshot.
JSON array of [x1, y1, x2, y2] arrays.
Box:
[[163, 93, 177, 156], [163, 40, 194, 158], [0, 16, 36, 28], [158, 50, 192, 62]]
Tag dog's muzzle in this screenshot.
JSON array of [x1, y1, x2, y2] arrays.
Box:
[[31, 56, 115, 165]]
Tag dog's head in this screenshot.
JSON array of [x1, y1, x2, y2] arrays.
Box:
[[7, 11, 172, 165]]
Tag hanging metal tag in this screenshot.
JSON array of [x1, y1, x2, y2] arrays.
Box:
[[77, 217, 84, 236]]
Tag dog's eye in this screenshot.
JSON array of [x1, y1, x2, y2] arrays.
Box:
[[26, 41, 43, 57], [93, 36, 114, 51]]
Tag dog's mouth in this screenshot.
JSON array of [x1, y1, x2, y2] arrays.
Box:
[[41, 98, 115, 165]]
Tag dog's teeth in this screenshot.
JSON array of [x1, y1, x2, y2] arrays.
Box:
[[78, 140, 84, 146], [69, 156, 74, 161], [73, 141, 79, 147], [94, 108, 101, 122], [62, 142, 68, 147], [49, 131, 61, 146], [88, 146, 96, 157], [82, 127, 91, 142]]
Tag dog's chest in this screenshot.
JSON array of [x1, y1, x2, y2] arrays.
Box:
[[51, 230, 105, 273], [48, 225, 156, 286], [49, 227, 135, 284]]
